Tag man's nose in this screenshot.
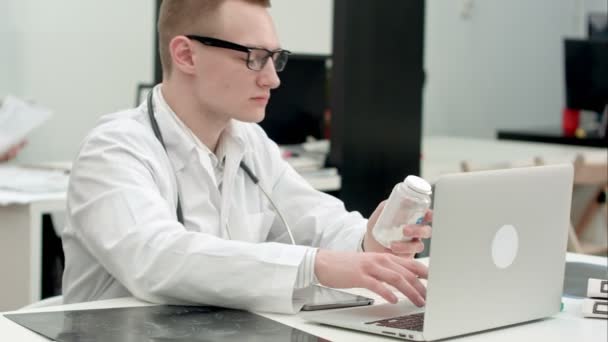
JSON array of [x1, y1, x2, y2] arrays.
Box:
[[257, 59, 281, 89]]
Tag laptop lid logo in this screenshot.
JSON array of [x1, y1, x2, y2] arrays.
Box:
[[491, 225, 519, 269]]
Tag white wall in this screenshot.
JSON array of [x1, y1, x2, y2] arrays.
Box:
[[422, 0, 608, 138], [1, 0, 155, 163], [585, 0, 608, 13], [269, 0, 333, 55], [3, 1, 605, 161]]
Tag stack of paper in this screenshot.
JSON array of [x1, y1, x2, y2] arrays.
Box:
[[280, 141, 327, 173], [582, 278, 608, 319], [0, 95, 52, 154]]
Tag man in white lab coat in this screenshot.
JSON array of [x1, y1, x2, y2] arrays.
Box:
[[62, 0, 433, 313]]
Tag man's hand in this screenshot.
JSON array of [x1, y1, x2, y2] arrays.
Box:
[[0, 141, 26, 162], [314, 250, 428, 306], [363, 201, 432, 258]]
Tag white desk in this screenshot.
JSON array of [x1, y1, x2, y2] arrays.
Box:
[[1, 254, 606, 341], [0, 194, 65, 311], [421, 136, 607, 183]]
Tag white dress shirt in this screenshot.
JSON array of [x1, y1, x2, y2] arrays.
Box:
[[161, 89, 318, 288]]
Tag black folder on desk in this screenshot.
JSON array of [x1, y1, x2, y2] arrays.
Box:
[[4, 305, 329, 342]]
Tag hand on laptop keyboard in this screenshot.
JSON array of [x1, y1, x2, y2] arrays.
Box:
[[314, 250, 428, 307]]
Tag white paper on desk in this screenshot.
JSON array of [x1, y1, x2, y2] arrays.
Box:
[[0, 189, 65, 205], [0, 95, 52, 153], [0, 166, 68, 193]]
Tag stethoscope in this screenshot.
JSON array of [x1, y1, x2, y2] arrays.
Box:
[[146, 90, 296, 245]]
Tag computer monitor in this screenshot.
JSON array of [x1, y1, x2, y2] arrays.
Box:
[[260, 55, 329, 145], [588, 13, 608, 40], [564, 39, 608, 113]]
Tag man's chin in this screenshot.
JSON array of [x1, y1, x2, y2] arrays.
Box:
[[235, 111, 266, 123]]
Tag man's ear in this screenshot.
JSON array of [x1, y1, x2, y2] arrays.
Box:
[[169, 36, 196, 75]]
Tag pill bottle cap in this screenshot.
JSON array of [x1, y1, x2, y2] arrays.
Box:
[[404, 175, 432, 195]]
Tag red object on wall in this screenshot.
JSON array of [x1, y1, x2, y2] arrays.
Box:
[[562, 108, 580, 136]]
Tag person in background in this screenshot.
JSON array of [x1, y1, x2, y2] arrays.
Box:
[[62, 0, 432, 314], [0, 141, 26, 162]]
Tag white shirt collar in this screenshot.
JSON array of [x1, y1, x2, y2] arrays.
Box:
[[154, 86, 232, 169], [147, 85, 249, 177]]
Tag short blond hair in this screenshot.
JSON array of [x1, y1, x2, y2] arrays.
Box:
[[158, 0, 271, 76]]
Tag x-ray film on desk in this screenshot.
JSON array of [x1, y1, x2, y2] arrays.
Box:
[[4, 305, 330, 342]]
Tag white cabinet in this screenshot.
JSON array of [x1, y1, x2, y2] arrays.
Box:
[[269, 0, 333, 55]]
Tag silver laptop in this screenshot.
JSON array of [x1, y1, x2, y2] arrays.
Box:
[[304, 164, 574, 341]]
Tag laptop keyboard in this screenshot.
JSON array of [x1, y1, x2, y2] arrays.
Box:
[[365, 312, 425, 331]]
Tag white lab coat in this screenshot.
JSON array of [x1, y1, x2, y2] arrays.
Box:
[[61, 87, 367, 313]]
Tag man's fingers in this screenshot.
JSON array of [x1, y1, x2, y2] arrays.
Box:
[[424, 210, 433, 224], [392, 252, 416, 259], [392, 257, 429, 279], [399, 267, 427, 299], [385, 262, 427, 300], [402, 225, 432, 239], [362, 276, 398, 304], [386, 259, 428, 302], [390, 239, 425, 254], [369, 266, 425, 307], [359, 254, 429, 306]]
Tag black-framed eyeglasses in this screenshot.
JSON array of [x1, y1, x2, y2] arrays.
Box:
[[185, 35, 291, 72]]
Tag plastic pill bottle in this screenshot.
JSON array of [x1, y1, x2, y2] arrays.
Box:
[[372, 175, 432, 248]]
